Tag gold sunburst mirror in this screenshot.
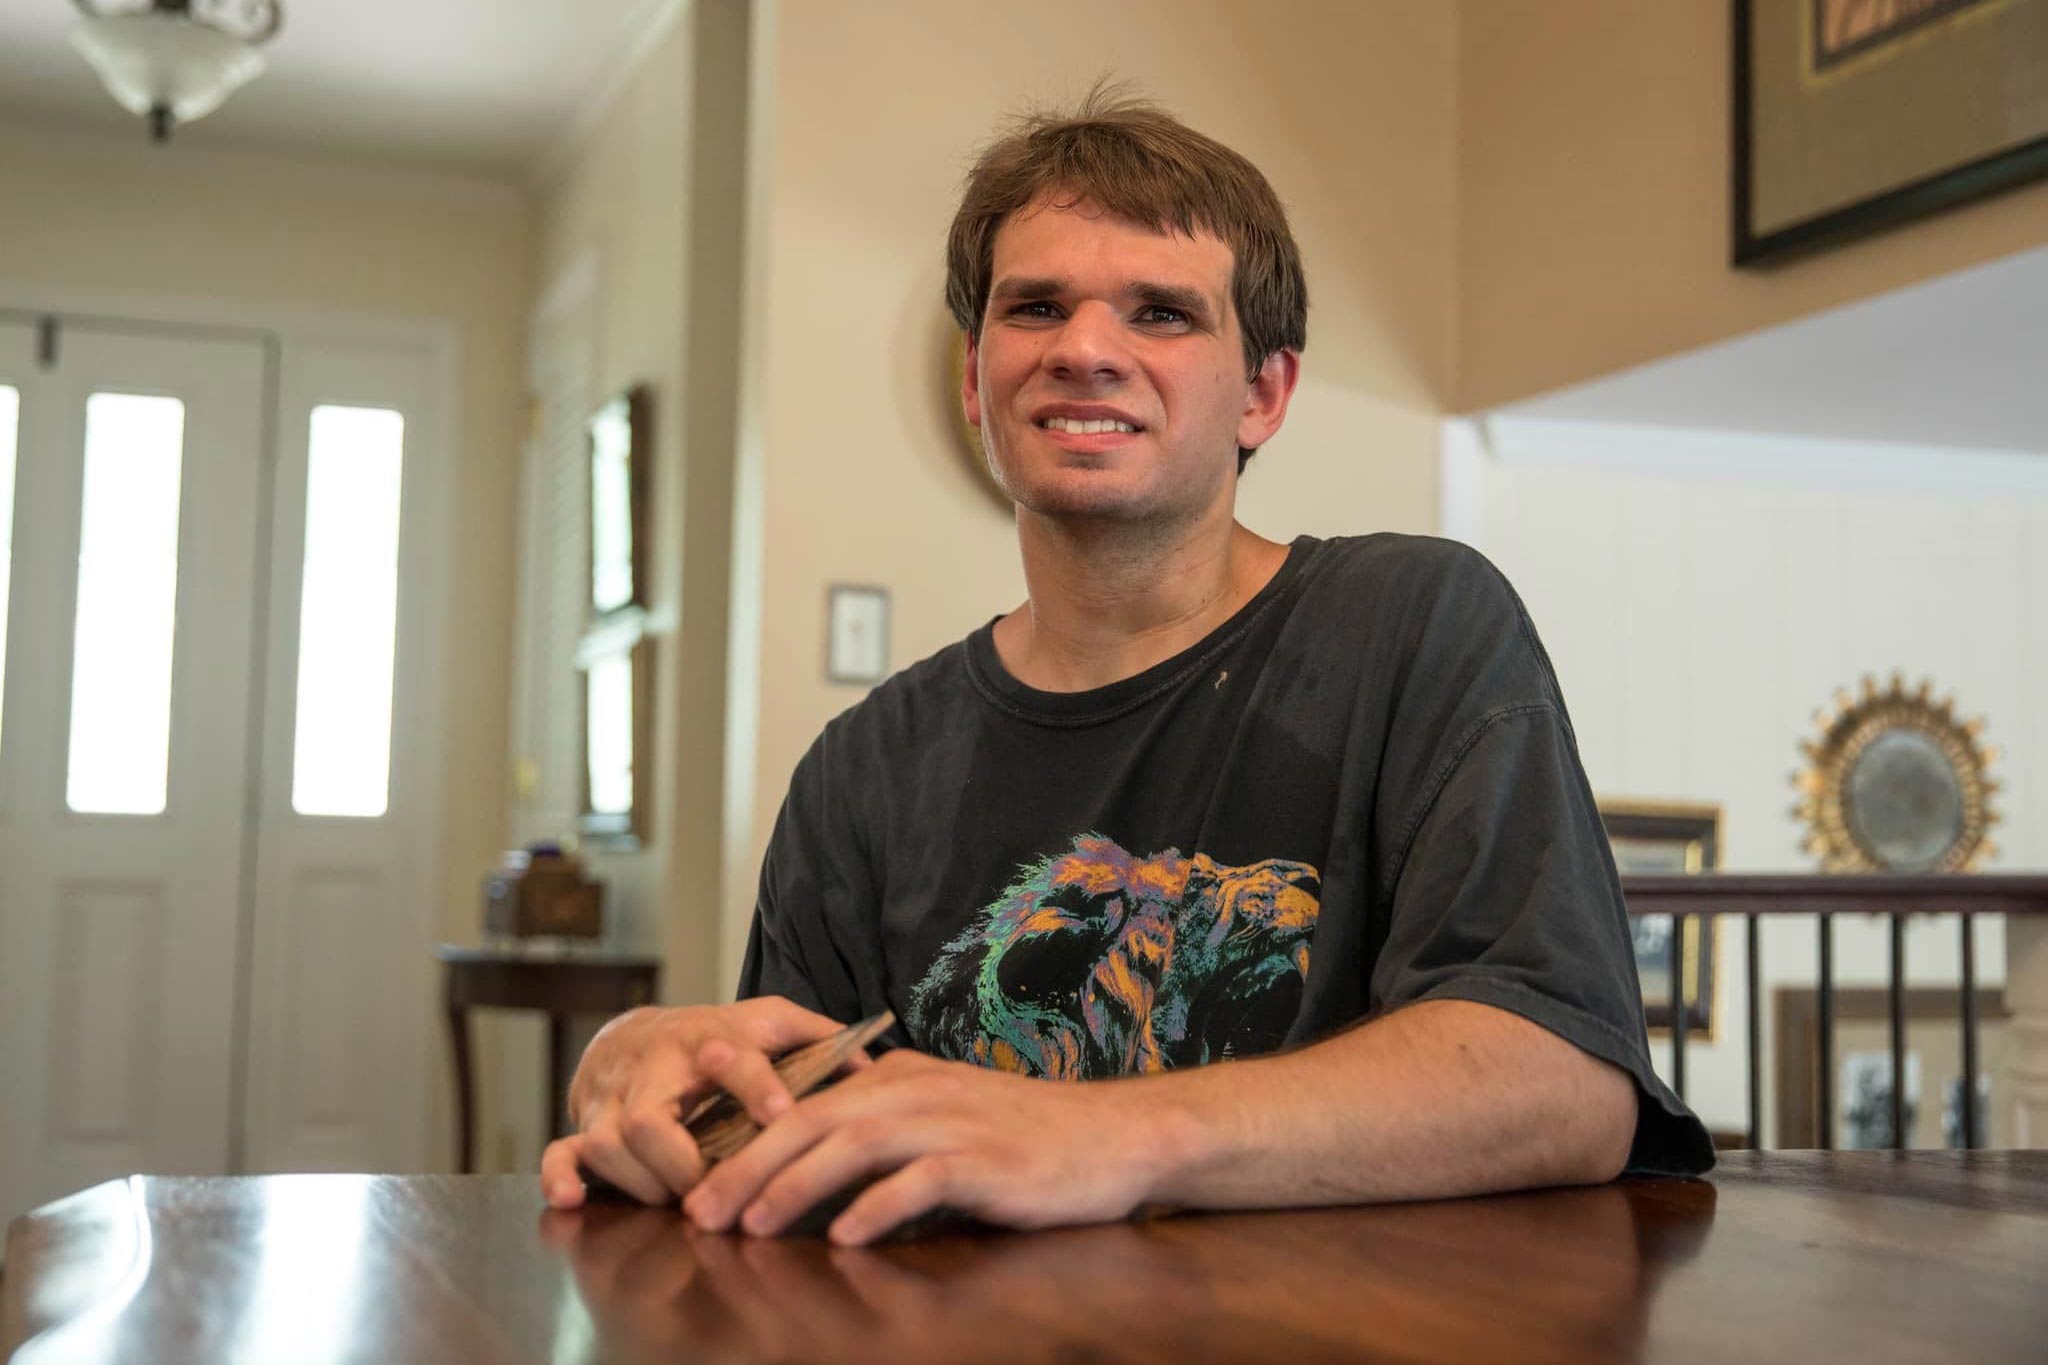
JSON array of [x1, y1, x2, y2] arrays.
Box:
[[1794, 674, 2001, 873]]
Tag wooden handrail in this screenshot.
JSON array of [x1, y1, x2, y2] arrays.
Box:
[[1615, 873, 2048, 1153], [1621, 874, 2048, 917]]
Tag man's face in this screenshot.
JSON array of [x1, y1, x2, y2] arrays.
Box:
[[962, 196, 1288, 526]]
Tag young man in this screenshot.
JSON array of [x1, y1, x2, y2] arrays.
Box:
[[541, 94, 1712, 1245]]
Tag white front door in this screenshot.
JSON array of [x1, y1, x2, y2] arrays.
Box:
[[0, 318, 268, 1221]]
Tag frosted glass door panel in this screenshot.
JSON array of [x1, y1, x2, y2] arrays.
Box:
[[290, 405, 403, 818], [66, 393, 185, 816]]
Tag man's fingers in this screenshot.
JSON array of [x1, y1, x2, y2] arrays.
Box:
[[828, 1157, 953, 1247], [541, 1136, 590, 1209], [619, 1096, 708, 1194], [734, 996, 860, 1053], [577, 1118, 676, 1205], [696, 1038, 795, 1127], [684, 1100, 834, 1231], [737, 1125, 918, 1238]]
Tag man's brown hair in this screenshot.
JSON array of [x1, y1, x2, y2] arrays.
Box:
[[945, 86, 1308, 472]]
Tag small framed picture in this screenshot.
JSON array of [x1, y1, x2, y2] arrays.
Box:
[[1600, 800, 1722, 1037], [825, 585, 890, 685]]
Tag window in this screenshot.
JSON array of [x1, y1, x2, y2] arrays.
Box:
[[584, 648, 634, 817], [66, 393, 185, 815], [290, 405, 403, 818]]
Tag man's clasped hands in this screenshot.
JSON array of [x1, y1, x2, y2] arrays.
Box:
[[540, 997, 1178, 1247]]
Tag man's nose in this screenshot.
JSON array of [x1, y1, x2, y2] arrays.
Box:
[[1042, 303, 1129, 383]]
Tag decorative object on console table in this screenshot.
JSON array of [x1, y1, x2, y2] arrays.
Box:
[[1733, 0, 2048, 265], [1600, 799, 1720, 1036], [483, 844, 604, 940], [1794, 673, 2000, 873], [587, 384, 651, 619]]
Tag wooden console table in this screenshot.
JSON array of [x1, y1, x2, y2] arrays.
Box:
[[436, 945, 660, 1173]]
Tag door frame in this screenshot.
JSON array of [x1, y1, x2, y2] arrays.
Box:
[[0, 280, 460, 1177]]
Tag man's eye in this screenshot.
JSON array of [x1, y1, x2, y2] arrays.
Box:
[[1137, 306, 1189, 326], [1009, 301, 1061, 319]]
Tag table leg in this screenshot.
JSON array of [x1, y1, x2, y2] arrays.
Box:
[[446, 1002, 475, 1174], [548, 1014, 572, 1144]]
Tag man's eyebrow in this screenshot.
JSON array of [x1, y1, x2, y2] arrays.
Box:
[[1127, 281, 1216, 322], [989, 276, 1068, 302]]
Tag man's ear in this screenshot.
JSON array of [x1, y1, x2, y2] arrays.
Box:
[[961, 330, 983, 430], [1237, 349, 1300, 452]]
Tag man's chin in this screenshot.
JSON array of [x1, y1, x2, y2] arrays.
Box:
[[1010, 483, 1164, 525]]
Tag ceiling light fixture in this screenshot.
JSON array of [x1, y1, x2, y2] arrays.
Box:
[[71, 0, 284, 144]]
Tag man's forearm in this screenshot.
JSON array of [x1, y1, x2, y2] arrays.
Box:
[[1113, 999, 1638, 1211]]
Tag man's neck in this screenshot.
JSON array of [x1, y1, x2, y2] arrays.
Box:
[[991, 511, 1290, 693]]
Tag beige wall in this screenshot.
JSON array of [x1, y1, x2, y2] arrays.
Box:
[[1458, 0, 2048, 411], [495, 1, 752, 1170], [724, 0, 1461, 983], [532, 0, 752, 993], [529, 16, 691, 951]]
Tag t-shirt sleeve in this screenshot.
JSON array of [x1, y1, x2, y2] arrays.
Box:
[[733, 729, 886, 1025], [1369, 701, 1715, 1175]]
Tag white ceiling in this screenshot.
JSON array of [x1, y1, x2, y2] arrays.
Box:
[[0, 0, 674, 178], [1493, 244, 2048, 455]]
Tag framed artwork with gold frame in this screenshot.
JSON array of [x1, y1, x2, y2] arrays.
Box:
[[1734, 0, 2048, 265], [1601, 800, 1722, 1037]]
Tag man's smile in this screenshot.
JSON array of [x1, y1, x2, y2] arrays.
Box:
[[1027, 401, 1148, 451], [1041, 417, 1139, 434]]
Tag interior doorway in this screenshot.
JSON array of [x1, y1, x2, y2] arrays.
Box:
[[0, 309, 445, 1222]]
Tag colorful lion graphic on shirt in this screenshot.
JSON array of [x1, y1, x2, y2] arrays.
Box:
[[907, 834, 1321, 1078]]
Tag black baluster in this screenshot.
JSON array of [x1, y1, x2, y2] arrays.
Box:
[[1670, 913, 1689, 1101], [1889, 912, 1907, 1149], [1747, 912, 1762, 1150], [1818, 914, 1835, 1149], [1960, 912, 1979, 1149]]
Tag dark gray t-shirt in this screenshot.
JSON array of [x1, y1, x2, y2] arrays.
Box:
[[739, 533, 1714, 1174]]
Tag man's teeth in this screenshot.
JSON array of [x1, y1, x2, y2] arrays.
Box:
[[1041, 417, 1138, 434]]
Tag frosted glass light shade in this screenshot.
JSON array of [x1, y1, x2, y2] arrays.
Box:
[[71, 13, 265, 124]]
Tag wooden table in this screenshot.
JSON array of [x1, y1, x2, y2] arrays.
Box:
[[4, 1152, 2044, 1363], [436, 945, 660, 1172]]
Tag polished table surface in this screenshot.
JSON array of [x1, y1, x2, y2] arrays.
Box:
[[5, 1152, 2045, 1364]]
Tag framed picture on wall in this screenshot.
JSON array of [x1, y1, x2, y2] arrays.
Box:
[[1733, 0, 2048, 264], [1600, 800, 1722, 1036]]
